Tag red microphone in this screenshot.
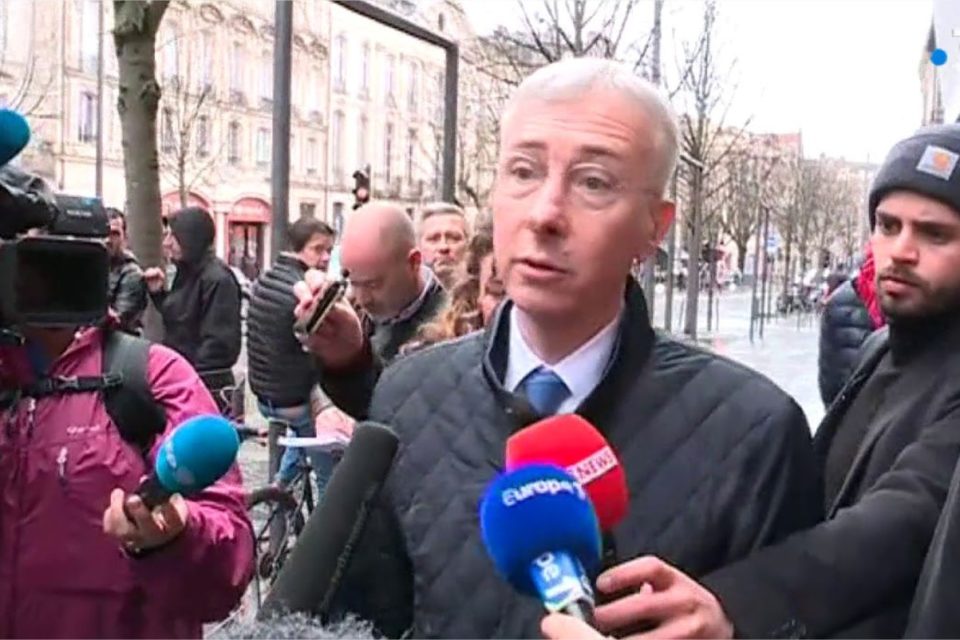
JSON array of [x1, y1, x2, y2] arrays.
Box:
[[505, 414, 628, 531]]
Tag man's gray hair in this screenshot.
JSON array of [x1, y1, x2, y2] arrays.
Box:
[[503, 57, 679, 197], [418, 202, 468, 235]]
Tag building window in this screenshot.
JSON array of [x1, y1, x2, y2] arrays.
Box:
[[299, 202, 316, 219], [78, 90, 97, 142], [79, 0, 99, 74], [228, 121, 241, 164], [438, 13, 445, 31], [196, 115, 209, 157], [333, 34, 346, 93], [161, 24, 179, 82], [435, 70, 444, 122], [309, 65, 322, 114], [161, 107, 174, 153], [230, 42, 244, 94], [360, 42, 370, 95], [357, 115, 368, 166], [384, 122, 394, 185], [260, 52, 272, 102], [407, 61, 418, 112], [256, 127, 270, 167], [0, 1, 8, 60], [406, 129, 416, 185], [306, 137, 317, 175], [198, 31, 213, 91], [385, 54, 396, 99], [331, 110, 344, 181]]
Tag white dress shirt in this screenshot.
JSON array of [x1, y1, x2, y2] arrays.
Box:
[[504, 306, 621, 414]]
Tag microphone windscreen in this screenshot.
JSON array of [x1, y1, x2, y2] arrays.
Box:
[[479, 463, 601, 596], [258, 421, 400, 619], [506, 414, 628, 531], [153, 414, 240, 495], [0, 109, 30, 167]]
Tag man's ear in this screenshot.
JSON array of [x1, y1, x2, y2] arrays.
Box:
[[634, 200, 676, 263], [408, 247, 423, 272]]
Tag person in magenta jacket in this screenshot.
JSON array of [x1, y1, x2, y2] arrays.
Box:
[[0, 320, 254, 638]]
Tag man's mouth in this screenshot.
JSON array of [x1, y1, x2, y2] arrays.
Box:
[[517, 257, 567, 274]]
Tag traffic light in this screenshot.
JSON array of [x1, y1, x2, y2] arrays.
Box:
[[352, 168, 370, 210]]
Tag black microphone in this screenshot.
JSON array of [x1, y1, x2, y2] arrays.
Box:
[[258, 421, 400, 619]]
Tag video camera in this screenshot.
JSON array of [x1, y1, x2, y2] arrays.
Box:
[[0, 155, 110, 332]]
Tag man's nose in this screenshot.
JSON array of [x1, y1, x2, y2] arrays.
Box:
[[525, 173, 568, 233], [889, 230, 920, 264]]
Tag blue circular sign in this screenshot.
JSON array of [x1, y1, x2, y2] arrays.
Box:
[[932, 48, 948, 66]]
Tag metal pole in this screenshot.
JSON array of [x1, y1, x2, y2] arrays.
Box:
[[442, 46, 459, 203], [95, 0, 105, 198], [641, 0, 664, 315], [664, 169, 678, 332], [270, 0, 293, 262], [749, 204, 763, 343], [759, 205, 771, 339]]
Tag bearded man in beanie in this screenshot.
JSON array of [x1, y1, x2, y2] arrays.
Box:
[[541, 123, 960, 640], [144, 207, 242, 407]]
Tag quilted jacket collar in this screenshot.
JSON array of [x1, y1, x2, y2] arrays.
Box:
[[481, 277, 656, 434]]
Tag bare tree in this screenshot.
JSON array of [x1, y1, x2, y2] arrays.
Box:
[[675, 0, 749, 338], [114, 0, 169, 338], [0, 3, 56, 117], [154, 23, 228, 208]]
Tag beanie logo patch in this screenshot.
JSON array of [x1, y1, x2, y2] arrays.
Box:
[[917, 145, 959, 180]]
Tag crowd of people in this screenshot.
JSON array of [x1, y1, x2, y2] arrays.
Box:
[[3, 54, 960, 639]]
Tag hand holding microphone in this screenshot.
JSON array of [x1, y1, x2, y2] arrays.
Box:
[[103, 414, 240, 555]]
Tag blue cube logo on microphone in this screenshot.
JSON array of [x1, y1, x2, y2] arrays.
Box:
[[479, 464, 601, 614]]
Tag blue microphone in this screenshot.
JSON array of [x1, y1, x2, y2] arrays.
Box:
[[133, 414, 240, 511], [479, 463, 602, 622], [0, 109, 30, 167]]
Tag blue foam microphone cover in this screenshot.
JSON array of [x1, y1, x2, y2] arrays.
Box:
[[479, 463, 602, 604], [141, 414, 240, 507], [0, 109, 30, 167]]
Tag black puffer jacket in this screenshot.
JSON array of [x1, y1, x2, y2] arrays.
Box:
[[818, 279, 873, 406], [246, 254, 318, 407], [327, 281, 821, 638], [149, 207, 241, 392]]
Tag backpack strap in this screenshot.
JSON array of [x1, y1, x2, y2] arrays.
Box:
[[101, 330, 167, 457]]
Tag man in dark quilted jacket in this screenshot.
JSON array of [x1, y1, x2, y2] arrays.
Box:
[[817, 244, 884, 406], [293, 58, 821, 639]]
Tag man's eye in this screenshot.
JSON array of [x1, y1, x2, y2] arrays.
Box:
[[582, 175, 611, 191]]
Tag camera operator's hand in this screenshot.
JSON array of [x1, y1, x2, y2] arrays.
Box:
[[143, 267, 166, 294], [103, 488, 188, 554], [293, 269, 365, 370]]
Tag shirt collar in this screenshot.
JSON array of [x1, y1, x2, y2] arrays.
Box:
[[383, 266, 436, 325], [504, 306, 621, 407]]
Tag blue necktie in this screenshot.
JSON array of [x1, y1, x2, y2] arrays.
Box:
[[522, 367, 570, 416]]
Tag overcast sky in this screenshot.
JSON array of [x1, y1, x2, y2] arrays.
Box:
[[462, 0, 933, 164]]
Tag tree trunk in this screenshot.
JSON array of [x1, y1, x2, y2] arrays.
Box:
[[114, 1, 169, 340], [736, 239, 748, 274], [684, 166, 703, 338]]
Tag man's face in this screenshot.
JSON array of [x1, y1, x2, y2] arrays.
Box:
[[491, 91, 674, 323], [299, 232, 335, 271], [341, 238, 421, 321], [162, 226, 182, 262], [872, 190, 960, 320], [107, 218, 126, 258], [478, 252, 504, 326], [420, 214, 468, 268]]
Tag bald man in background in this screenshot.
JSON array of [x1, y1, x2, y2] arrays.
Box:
[[314, 202, 447, 416]]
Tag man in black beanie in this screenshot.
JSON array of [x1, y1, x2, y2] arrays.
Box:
[[541, 123, 960, 640], [144, 207, 242, 408]]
